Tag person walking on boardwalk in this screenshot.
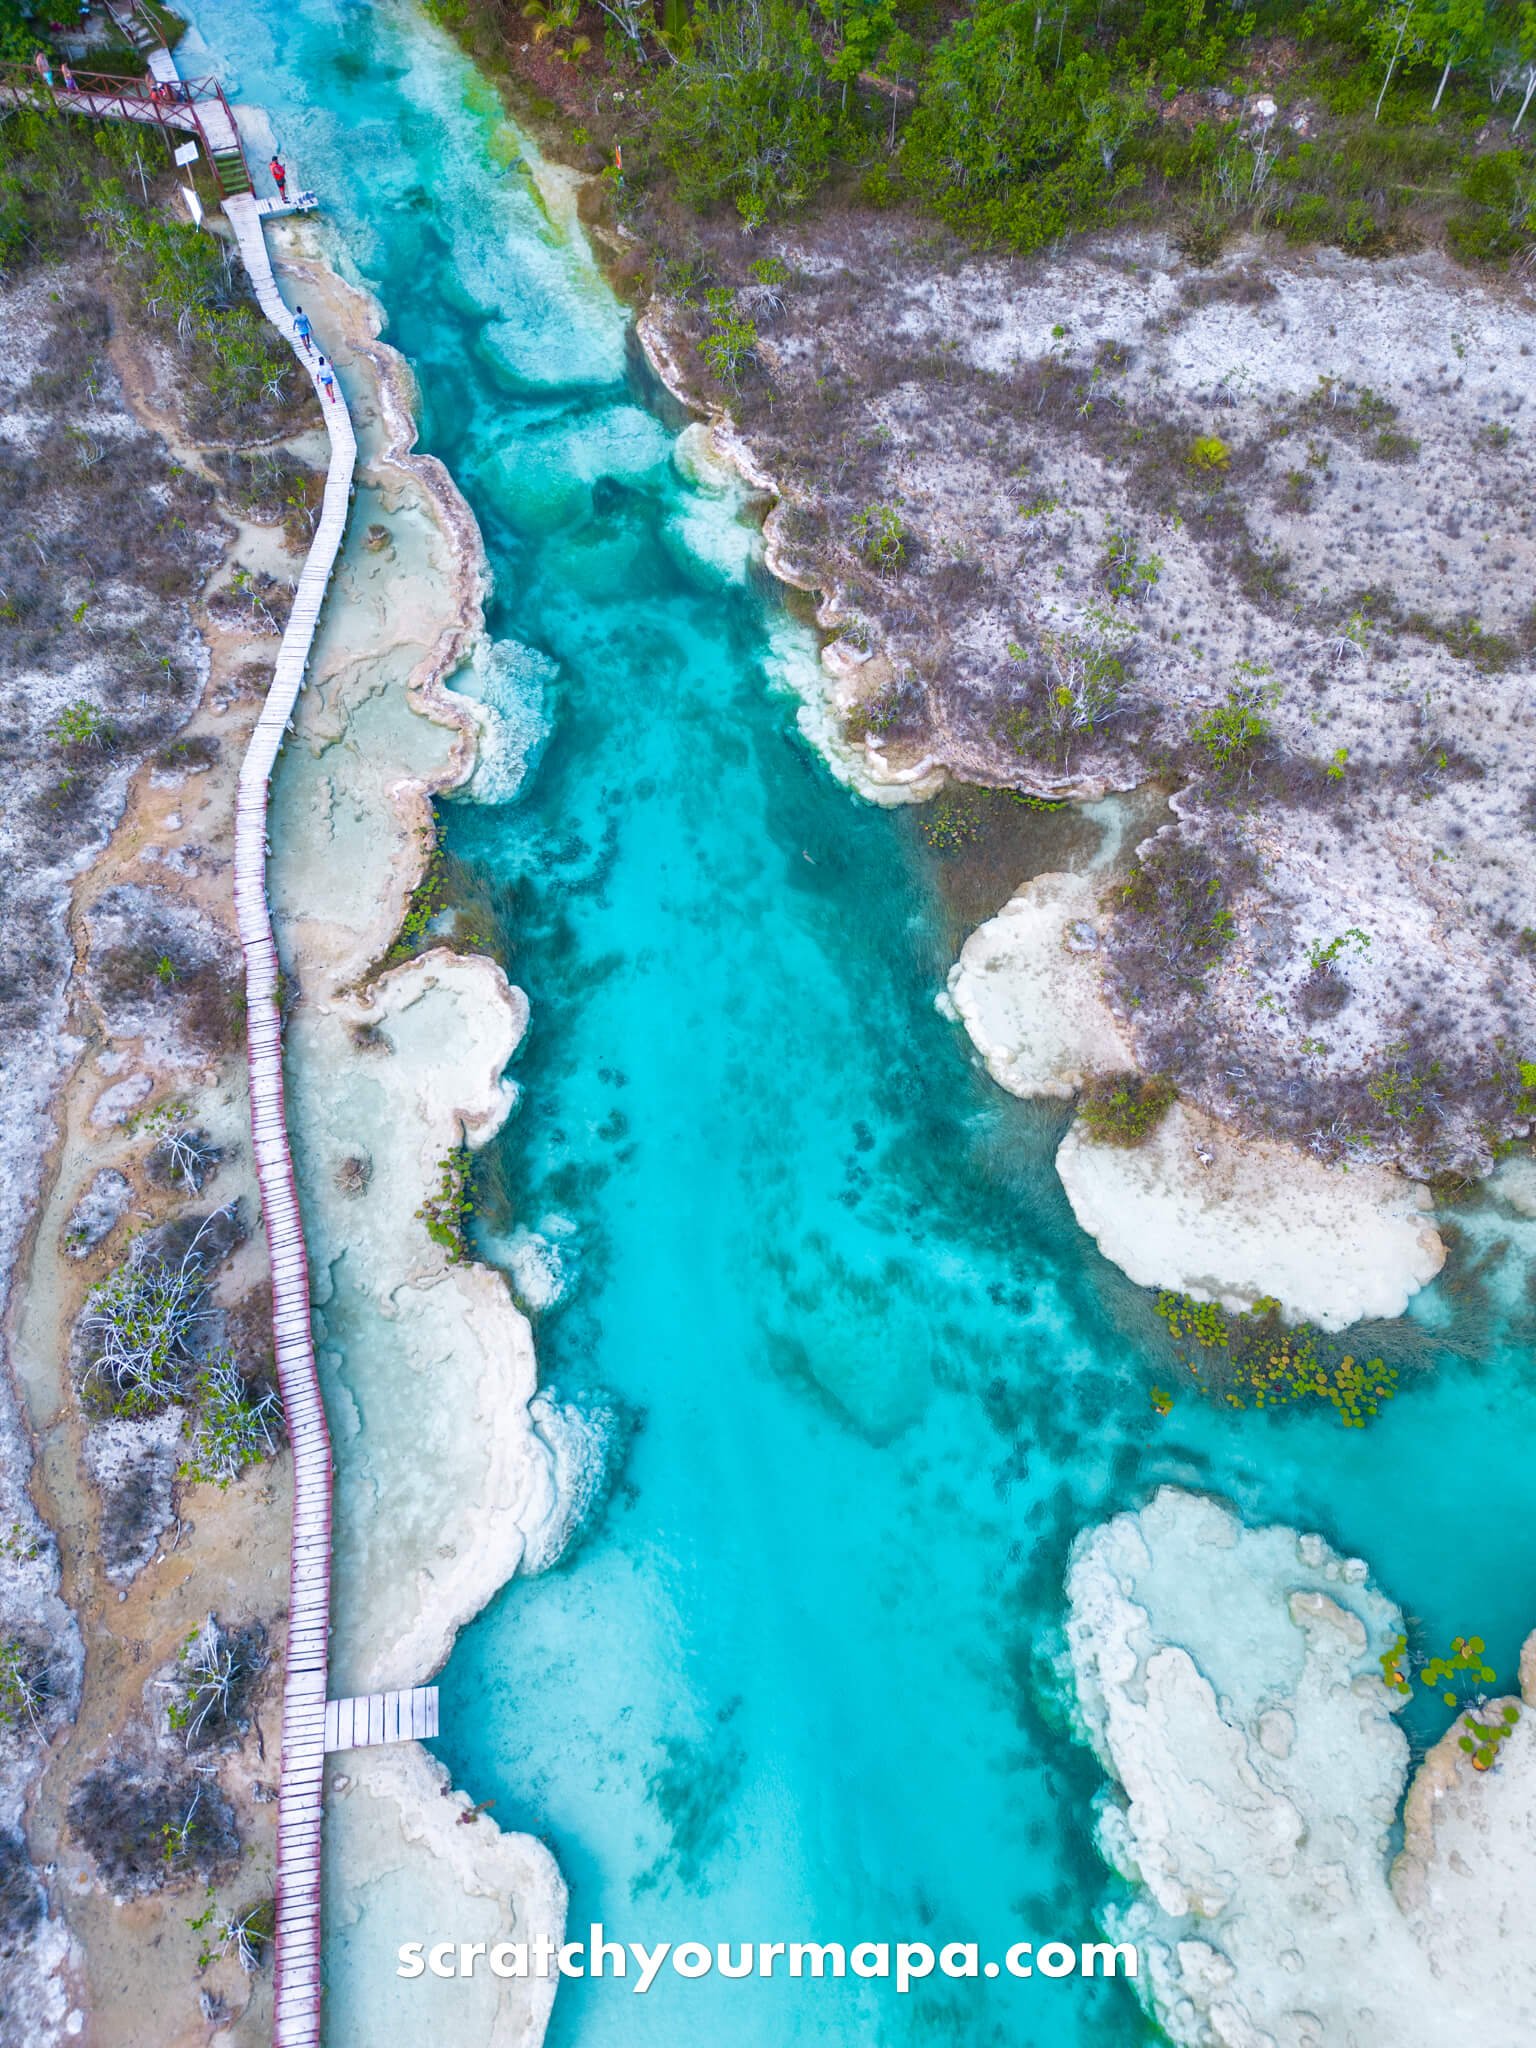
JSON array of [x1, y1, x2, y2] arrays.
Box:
[[292, 304, 313, 355], [317, 356, 337, 404], [60, 58, 77, 91], [33, 49, 53, 88], [270, 154, 288, 201]]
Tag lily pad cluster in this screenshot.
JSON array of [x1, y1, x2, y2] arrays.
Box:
[[1154, 1291, 1397, 1428]]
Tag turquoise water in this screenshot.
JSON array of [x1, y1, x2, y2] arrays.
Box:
[[183, 5, 1536, 2043]]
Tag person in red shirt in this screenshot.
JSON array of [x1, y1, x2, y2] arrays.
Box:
[[270, 155, 288, 200]]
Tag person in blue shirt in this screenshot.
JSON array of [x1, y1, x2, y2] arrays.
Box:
[[292, 305, 313, 356]]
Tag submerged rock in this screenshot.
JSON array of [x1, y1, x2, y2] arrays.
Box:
[[1066, 1487, 1536, 2047]]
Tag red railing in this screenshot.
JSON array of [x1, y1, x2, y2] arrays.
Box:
[[1, 62, 203, 119], [0, 64, 252, 195]]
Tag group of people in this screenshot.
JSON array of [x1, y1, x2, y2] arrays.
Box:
[[29, 39, 337, 405], [30, 4, 113, 91], [32, 47, 77, 89], [290, 305, 338, 405]]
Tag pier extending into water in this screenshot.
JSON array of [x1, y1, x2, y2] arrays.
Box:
[[6, 10, 355, 2041]]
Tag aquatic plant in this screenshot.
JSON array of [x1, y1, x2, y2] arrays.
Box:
[[388, 832, 449, 962], [1154, 1291, 1398, 1428], [416, 1147, 475, 1261], [1077, 1072, 1175, 1147], [1459, 1703, 1521, 1771], [1380, 1632, 1411, 1695], [1421, 1633, 1497, 1707], [920, 787, 984, 851]]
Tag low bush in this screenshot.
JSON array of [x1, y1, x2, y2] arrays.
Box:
[[68, 1759, 239, 1896], [1078, 1072, 1175, 1145]]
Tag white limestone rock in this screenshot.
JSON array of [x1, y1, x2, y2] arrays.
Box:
[[1066, 1487, 1536, 2048], [1056, 1098, 1444, 1329], [945, 869, 1132, 1099]]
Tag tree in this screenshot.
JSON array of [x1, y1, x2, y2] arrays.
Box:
[[1508, 0, 1536, 128], [900, 2, 1137, 250], [1368, 0, 1425, 119], [825, 0, 896, 115], [647, 0, 834, 217], [1423, 0, 1489, 109], [0, 0, 42, 62]]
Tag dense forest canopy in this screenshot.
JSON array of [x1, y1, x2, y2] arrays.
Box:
[[429, 0, 1536, 262]]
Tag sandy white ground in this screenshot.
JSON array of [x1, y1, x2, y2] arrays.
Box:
[[1057, 1098, 1445, 1328], [945, 867, 1133, 1098], [323, 1745, 563, 2048]]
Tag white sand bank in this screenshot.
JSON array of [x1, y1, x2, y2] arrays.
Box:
[[298, 950, 566, 1691], [319, 1743, 564, 2048], [942, 841, 1441, 1327], [1067, 1487, 1536, 2048], [945, 868, 1131, 1098], [1057, 1099, 1444, 1329]]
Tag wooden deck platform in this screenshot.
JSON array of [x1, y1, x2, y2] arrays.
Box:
[[324, 1688, 441, 1752]]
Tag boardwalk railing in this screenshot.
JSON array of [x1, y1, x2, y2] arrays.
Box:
[[0, 64, 252, 192], [9, 47, 353, 2048]]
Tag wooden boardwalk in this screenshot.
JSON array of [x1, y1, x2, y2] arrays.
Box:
[[324, 1688, 441, 1752], [224, 180, 355, 2048], [11, 12, 359, 2041]]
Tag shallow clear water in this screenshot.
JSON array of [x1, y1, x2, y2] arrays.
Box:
[[182, 5, 1536, 2043]]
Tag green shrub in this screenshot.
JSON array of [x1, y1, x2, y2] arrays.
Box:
[[1078, 1072, 1175, 1146], [51, 699, 112, 749], [1190, 670, 1276, 779], [1187, 433, 1230, 471], [698, 291, 758, 385], [851, 500, 906, 568]]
